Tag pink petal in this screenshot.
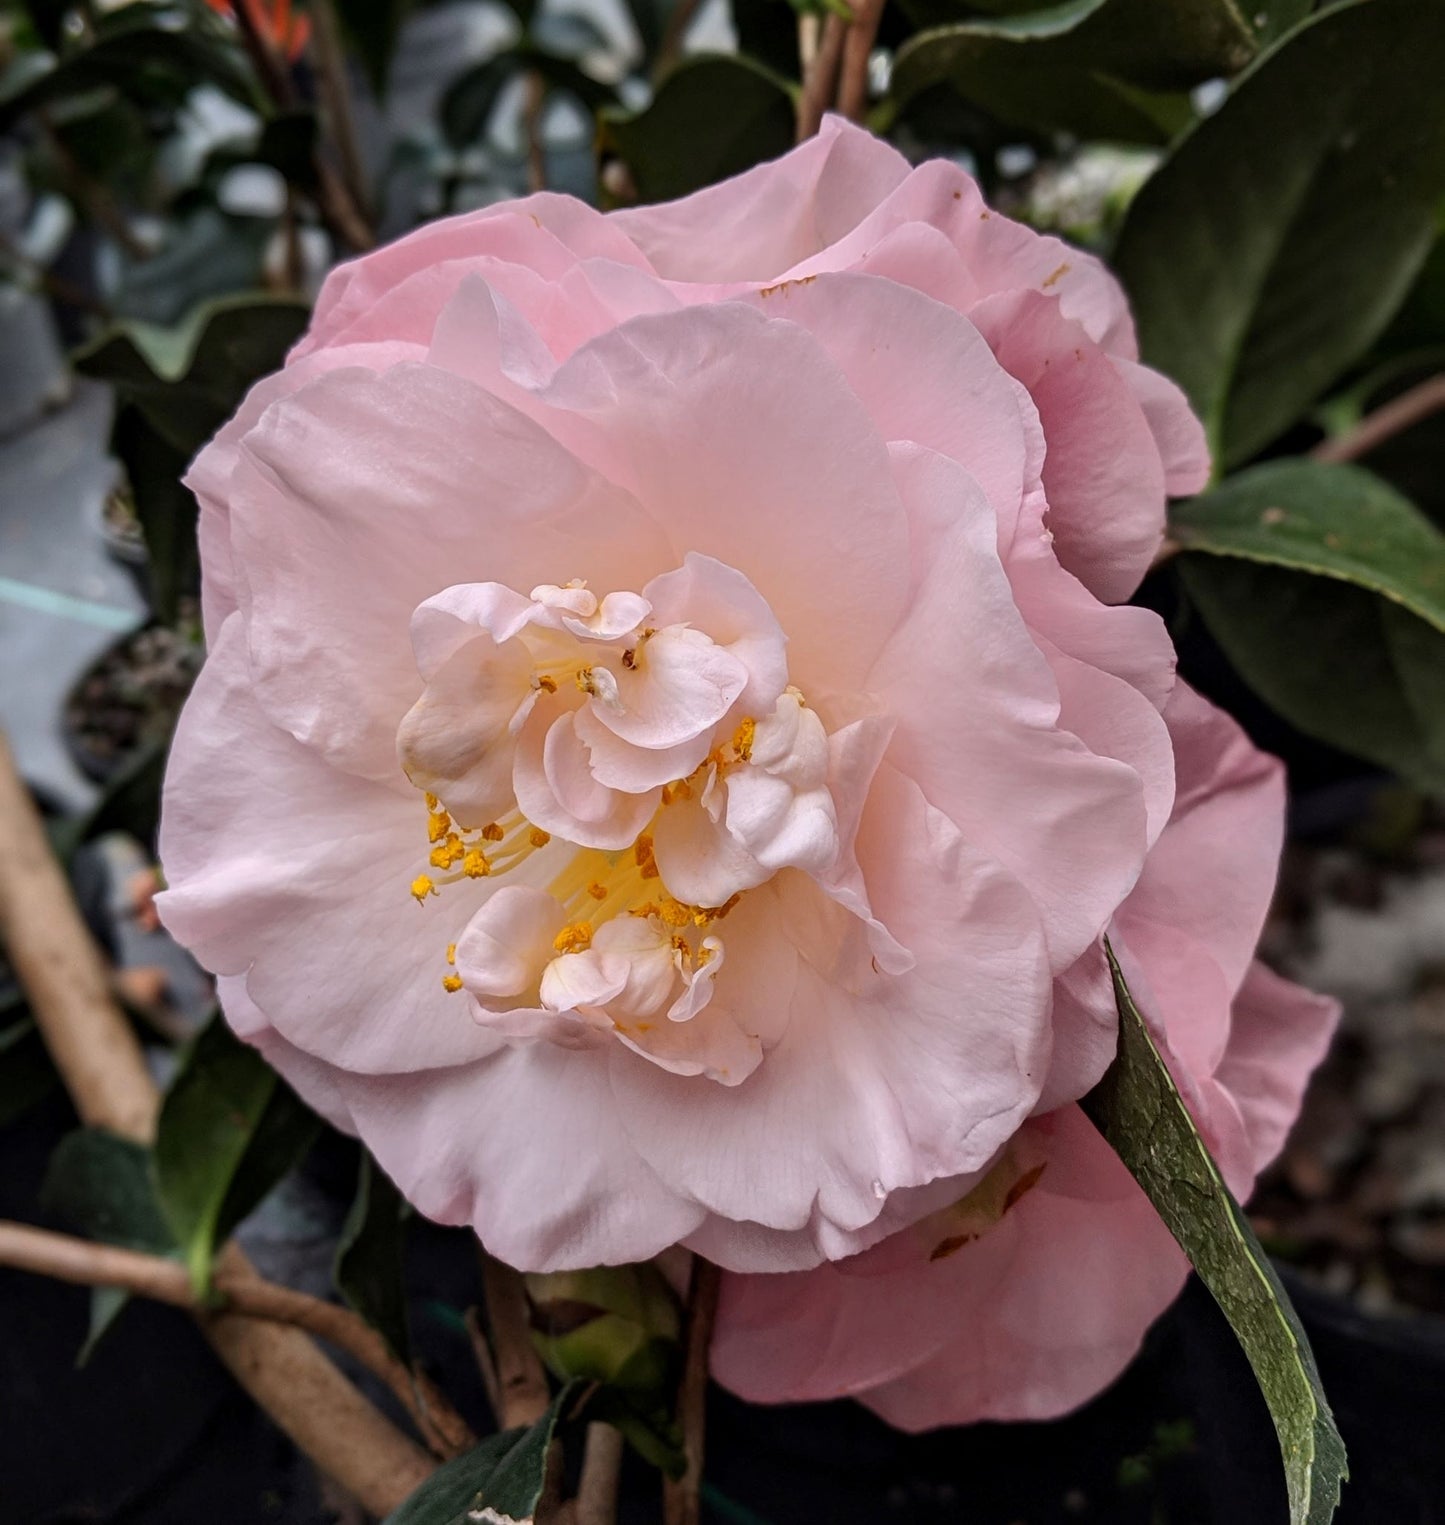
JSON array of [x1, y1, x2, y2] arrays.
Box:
[[157, 616, 502, 1074]]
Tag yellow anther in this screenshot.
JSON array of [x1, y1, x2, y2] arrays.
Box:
[[670, 934, 689, 954], [427, 810, 451, 843], [575, 668, 596, 695], [697, 944, 716, 966], [528, 827, 551, 848], [641, 860, 660, 880], [462, 848, 491, 878], [430, 833, 464, 869], [410, 875, 437, 903], [536, 675, 557, 694], [634, 833, 654, 866], [629, 902, 659, 919], [660, 900, 691, 929], [446, 943, 457, 966], [553, 921, 593, 954], [442, 973, 463, 993], [732, 717, 756, 762], [587, 883, 608, 901], [424, 792, 440, 809], [661, 778, 694, 807], [481, 823, 506, 842]]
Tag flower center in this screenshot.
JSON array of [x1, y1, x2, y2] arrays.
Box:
[[395, 558, 840, 1079]]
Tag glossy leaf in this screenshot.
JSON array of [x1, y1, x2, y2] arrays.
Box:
[[1113, 0, 1445, 469], [335, 1151, 412, 1367], [111, 406, 197, 626], [40, 1129, 177, 1254], [602, 54, 795, 204], [383, 1386, 572, 1525], [1082, 946, 1347, 1525], [1171, 461, 1445, 791], [154, 1016, 321, 1293], [74, 294, 310, 459]]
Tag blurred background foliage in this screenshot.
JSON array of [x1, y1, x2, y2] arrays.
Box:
[[3, 0, 1445, 1518]]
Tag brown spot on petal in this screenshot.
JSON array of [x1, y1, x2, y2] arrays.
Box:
[[930, 1233, 976, 1262], [758, 274, 818, 298], [1042, 261, 1071, 289], [1003, 1162, 1047, 1213]]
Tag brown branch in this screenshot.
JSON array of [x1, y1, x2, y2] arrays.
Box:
[[836, 0, 886, 121], [652, 0, 705, 80], [661, 1257, 721, 1525], [231, 0, 297, 108], [0, 733, 435, 1517], [522, 72, 548, 194], [576, 1422, 625, 1525], [795, 11, 847, 142], [479, 1250, 552, 1428], [307, 0, 372, 222], [0, 1221, 473, 1458], [1312, 372, 1445, 465]]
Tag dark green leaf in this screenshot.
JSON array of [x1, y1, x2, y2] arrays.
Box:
[[0, 5, 258, 126], [154, 1015, 321, 1293], [75, 294, 310, 458], [111, 407, 197, 625], [383, 1386, 571, 1524], [254, 108, 321, 193], [1113, 0, 1445, 469], [1171, 460, 1445, 631], [602, 54, 795, 204], [1082, 946, 1347, 1525], [730, 0, 801, 79], [1171, 460, 1445, 791], [109, 211, 275, 328], [0, 1016, 58, 1129], [70, 728, 174, 856], [41, 1129, 177, 1254], [888, 12, 1191, 147], [335, 1152, 412, 1367], [79, 1286, 132, 1366]]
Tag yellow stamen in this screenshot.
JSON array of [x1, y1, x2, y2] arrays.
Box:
[[553, 921, 593, 954], [587, 883, 608, 901], [424, 792, 439, 809], [481, 823, 506, 842], [659, 900, 691, 929], [528, 827, 551, 848], [670, 934, 689, 953], [442, 973, 463, 993], [446, 943, 457, 965], [732, 717, 756, 762], [630, 902, 659, 919], [411, 875, 437, 903], [462, 848, 491, 879], [427, 810, 451, 843], [535, 675, 557, 694]]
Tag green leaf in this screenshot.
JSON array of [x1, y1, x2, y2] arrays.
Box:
[[154, 1015, 322, 1293], [1082, 946, 1347, 1525], [888, 11, 1192, 147], [74, 294, 310, 459], [383, 1386, 571, 1525], [111, 407, 198, 625], [41, 1129, 177, 1254], [79, 1286, 133, 1366], [1171, 459, 1445, 631], [0, 1016, 58, 1128], [1113, 0, 1445, 470], [601, 54, 795, 204], [1171, 460, 1445, 791], [335, 1152, 412, 1368], [0, 4, 258, 126]]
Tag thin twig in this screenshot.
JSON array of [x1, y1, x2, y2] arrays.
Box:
[[795, 11, 847, 142], [479, 1250, 552, 1428], [652, 0, 705, 80], [576, 1422, 625, 1525], [1311, 372, 1445, 465], [0, 1221, 474, 1458], [836, 0, 886, 121], [522, 72, 548, 194], [661, 1257, 722, 1525], [231, 0, 297, 108], [307, 0, 372, 221], [0, 734, 434, 1516]]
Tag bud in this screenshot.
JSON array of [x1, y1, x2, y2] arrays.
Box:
[[524, 1262, 682, 1398]]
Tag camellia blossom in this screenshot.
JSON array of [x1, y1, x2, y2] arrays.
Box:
[[158, 117, 1338, 1426]]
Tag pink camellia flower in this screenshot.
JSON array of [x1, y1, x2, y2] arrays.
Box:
[[158, 117, 1337, 1425]]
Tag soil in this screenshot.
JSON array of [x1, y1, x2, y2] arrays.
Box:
[[62, 613, 202, 782]]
